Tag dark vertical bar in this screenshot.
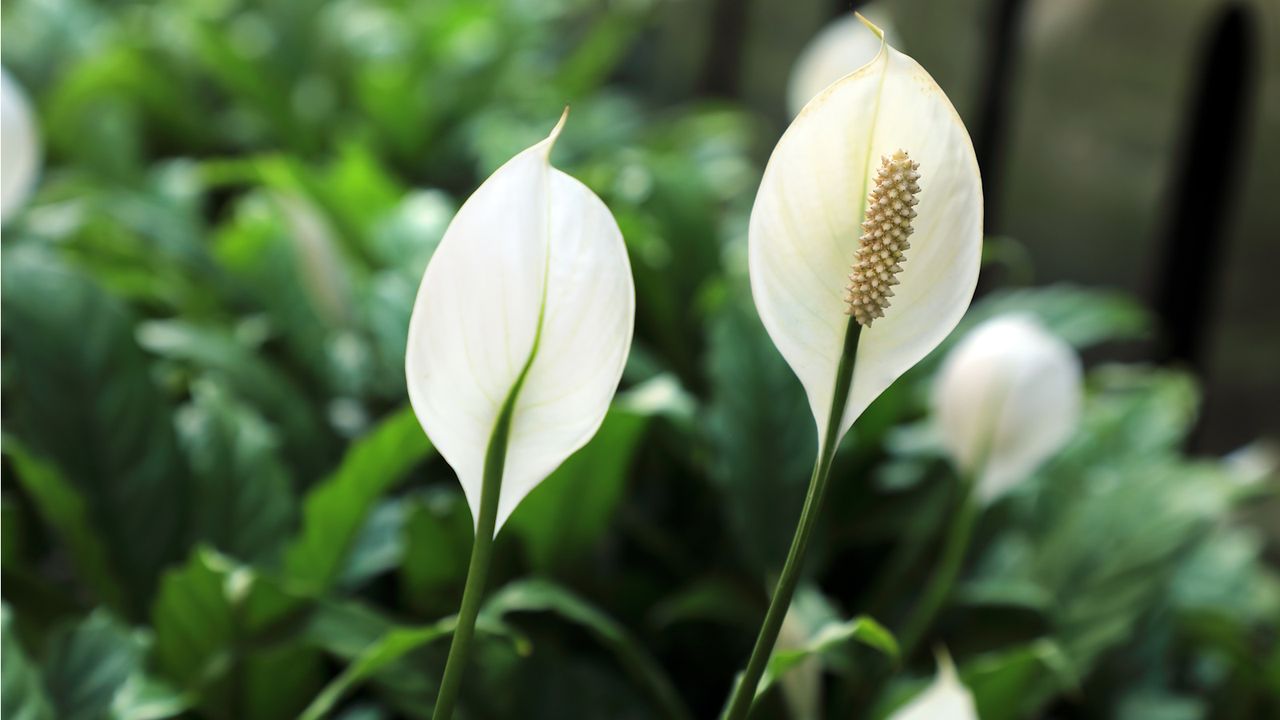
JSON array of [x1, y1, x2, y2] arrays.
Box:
[[701, 0, 750, 97], [973, 0, 1028, 231], [1153, 6, 1256, 370]]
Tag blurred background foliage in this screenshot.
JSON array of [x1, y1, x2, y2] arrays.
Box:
[[1, 0, 1278, 718]]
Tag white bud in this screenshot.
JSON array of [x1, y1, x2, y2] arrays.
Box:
[[932, 315, 1083, 502]]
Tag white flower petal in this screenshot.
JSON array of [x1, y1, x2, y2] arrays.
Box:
[[787, 6, 899, 117], [932, 315, 1083, 501], [888, 651, 978, 720], [406, 113, 634, 533], [750, 19, 982, 449], [2, 67, 41, 224]]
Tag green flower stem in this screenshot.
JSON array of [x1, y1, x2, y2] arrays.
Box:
[[722, 321, 862, 720], [897, 476, 979, 659], [431, 396, 518, 720]]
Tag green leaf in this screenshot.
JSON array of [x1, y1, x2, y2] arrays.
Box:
[[958, 284, 1150, 350], [758, 616, 899, 699], [482, 578, 693, 720], [177, 381, 297, 563], [507, 408, 648, 574], [2, 437, 127, 613], [137, 319, 331, 480], [151, 548, 320, 720], [151, 549, 236, 693], [283, 407, 434, 592], [398, 490, 473, 617], [42, 611, 143, 720], [2, 605, 56, 720], [705, 286, 815, 575], [297, 619, 454, 720], [962, 640, 1078, 720], [0, 248, 187, 607]]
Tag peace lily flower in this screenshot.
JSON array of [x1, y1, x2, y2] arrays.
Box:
[[899, 316, 1080, 657], [405, 110, 634, 719], [933, 314, 1083, 501], [724, 15, 981, 719], [888, 651, 978, 720], [2, 67, 40, 224], [786, 4, 899, 117]]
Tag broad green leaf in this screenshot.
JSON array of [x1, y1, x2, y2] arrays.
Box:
[[1, 248, 187, 607], [398, 489, 473, 617], [507, 407, 648, 574], [42, 612, 142, 720], [137, 319, 331, 480], [482, 578, 692, 720], [706, 285, 814, 574], [339, 500, 407, 590], [110, 674, 193, 720], [177, 381, 296, 563], [283, 406, 434, 592], [2, 605, 55, 720], [961, 640, 1077, 720], [2, 437, 127, 613], [151, 548, 320, 720]]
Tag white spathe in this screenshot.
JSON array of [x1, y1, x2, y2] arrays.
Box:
[[787, 5, 899, 117], [933, 315, 1083, 501], [750, 16, 982, 450], [2, 67, 40, 224], [406, 112, 635, 533], [888, 651, 978, 720]]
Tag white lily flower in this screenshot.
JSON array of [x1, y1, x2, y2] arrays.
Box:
[[750, 15, 982, 450], [1, 67, 40, 224], [888, 651, 978, 720], [786, 5, 900, 117], [932, 315, 1083, 501], [405, 110, 635, 533]]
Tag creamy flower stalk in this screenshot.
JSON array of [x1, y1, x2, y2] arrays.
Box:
[[726, 14, 981, 718], [899, 315, 1081, 657], [405, 110, 634, 720]]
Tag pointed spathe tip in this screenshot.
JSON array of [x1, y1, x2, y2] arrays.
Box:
[[854, 11, 885, 39]]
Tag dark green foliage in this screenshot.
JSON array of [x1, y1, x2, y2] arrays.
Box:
[[1, 1, 1276, 718]]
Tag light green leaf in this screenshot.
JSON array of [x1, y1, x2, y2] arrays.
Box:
[[481, 578, 693, 720], [43, 612, 143, 720], [297, 620, 454, 720], [758, 615, 899, 699], [961, 640, 1078, 720], [2, 437, 127, 613], [283, 406, 434, 592], [2, 605, 56, 720]]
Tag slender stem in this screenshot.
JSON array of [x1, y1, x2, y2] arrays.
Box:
[[431, 400, 517, 720], [722, 321, 862, 720], [897, 477, 979, 659]]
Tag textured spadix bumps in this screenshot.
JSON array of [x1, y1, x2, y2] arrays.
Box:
[[750, 16, 982, 447], [405, 113, 635, 533], [846, 150, 921, 326]]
